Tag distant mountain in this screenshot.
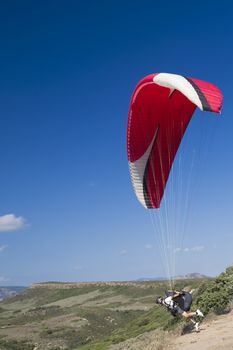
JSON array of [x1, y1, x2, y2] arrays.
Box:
[[137, 273, 209, 282], [137, 277, 167, 281], [174, 273, 210, 280], [0, 287, 26, 301]]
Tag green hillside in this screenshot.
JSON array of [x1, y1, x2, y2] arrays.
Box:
[[1, 268, 233, 350], [0, 278, 208, 350]]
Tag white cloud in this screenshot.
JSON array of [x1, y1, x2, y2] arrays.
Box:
[[119, 249, 127, 256], [174, 247, 182, 253], [174, 246, 204, 253], [0, 276, 9, 282], [0, 214, 26, 232], [0, 245, 7, 252], [74, 265, 83, 271], [190, 246, 205, 252], [145, 244, 153, 249]]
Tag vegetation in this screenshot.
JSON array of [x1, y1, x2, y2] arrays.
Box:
[[75, 306, 171, 350], [194, 266, 233, 315], [0, 270, 232, 350], [0, 338, 34, 350]]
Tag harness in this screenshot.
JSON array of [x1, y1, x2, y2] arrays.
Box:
[[164, 291, 193, 314], [163, 296, 176, 310]]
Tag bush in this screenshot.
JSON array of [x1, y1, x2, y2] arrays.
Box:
[[194, 266, 233, 315], [0, 339, 34, 350]]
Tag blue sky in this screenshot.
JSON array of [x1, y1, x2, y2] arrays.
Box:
[[0, 0, 232, 285]]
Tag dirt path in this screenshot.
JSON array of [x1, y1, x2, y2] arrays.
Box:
[[109, 311, 233, 350], [169, 311, 233, 350]]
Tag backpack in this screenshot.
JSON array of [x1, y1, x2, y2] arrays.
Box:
[[182, 291, 192, 311]]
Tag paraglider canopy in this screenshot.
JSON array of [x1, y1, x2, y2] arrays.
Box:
[[127, 73, 223, 209]]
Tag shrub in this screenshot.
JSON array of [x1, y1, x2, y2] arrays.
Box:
[[194, 266, 233, 315]]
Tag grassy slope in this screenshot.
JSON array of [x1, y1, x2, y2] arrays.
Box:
[[0, 278, 206, 350]]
